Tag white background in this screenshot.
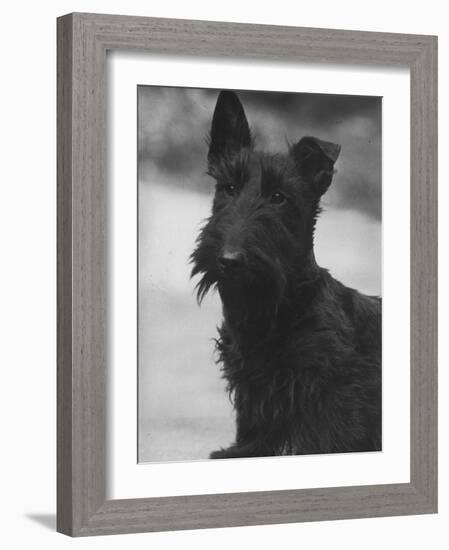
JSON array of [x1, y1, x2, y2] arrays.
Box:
[[110, 55, 410, 498], [0, 1, 445, 548]]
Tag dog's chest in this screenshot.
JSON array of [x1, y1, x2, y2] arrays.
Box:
[[219, 332, 306, 395], [218, 325, 342, 407]]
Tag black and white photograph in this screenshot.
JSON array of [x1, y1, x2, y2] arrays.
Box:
[[1, 1, 441, 544], [138, 86, 382, 463]]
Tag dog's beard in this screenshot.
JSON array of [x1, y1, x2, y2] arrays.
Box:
[[190, 246, 220, 304], [192, 270, 218, 304], [191, 245, 288, 338], [220, 265, 286, 334]]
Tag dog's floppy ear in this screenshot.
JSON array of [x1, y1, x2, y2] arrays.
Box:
[[292, 136, 341, 196], [208, 91, 251, 163]]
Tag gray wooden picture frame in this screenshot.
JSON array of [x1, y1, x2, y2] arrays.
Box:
[[57, 12, 438, 537]]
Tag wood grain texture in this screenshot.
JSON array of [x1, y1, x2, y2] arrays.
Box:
[[409, 36, 438, 508], [57, 13, 74, 536], [57, 12, 438, 536]]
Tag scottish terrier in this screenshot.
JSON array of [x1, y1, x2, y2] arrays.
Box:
[[191, 90, 381, 459]]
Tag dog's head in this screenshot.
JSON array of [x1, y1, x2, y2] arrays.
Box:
[[191, 91, 340, 313]]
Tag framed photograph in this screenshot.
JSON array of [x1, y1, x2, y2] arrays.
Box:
[[57, 13, 437, 536]]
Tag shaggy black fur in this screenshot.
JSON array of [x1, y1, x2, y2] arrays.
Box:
[[191, 90, 381, 458]]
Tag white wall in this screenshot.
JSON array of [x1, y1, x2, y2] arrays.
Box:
[[0, 0, 445, 547]]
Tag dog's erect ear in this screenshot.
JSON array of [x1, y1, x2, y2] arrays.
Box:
[[292, 136, 341, 196], [208, 91, 251, 162]]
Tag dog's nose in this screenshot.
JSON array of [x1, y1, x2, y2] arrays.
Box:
[[218, 250, 245, 272]]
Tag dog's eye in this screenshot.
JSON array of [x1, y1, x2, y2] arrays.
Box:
[[270, 191, 286, 204], [223, 185, 237, 197]]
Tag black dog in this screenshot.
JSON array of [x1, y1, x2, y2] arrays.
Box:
[[191, 91, 381, 459]]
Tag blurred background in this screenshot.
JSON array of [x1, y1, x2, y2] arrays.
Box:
[[138, 86, 382, 463]]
